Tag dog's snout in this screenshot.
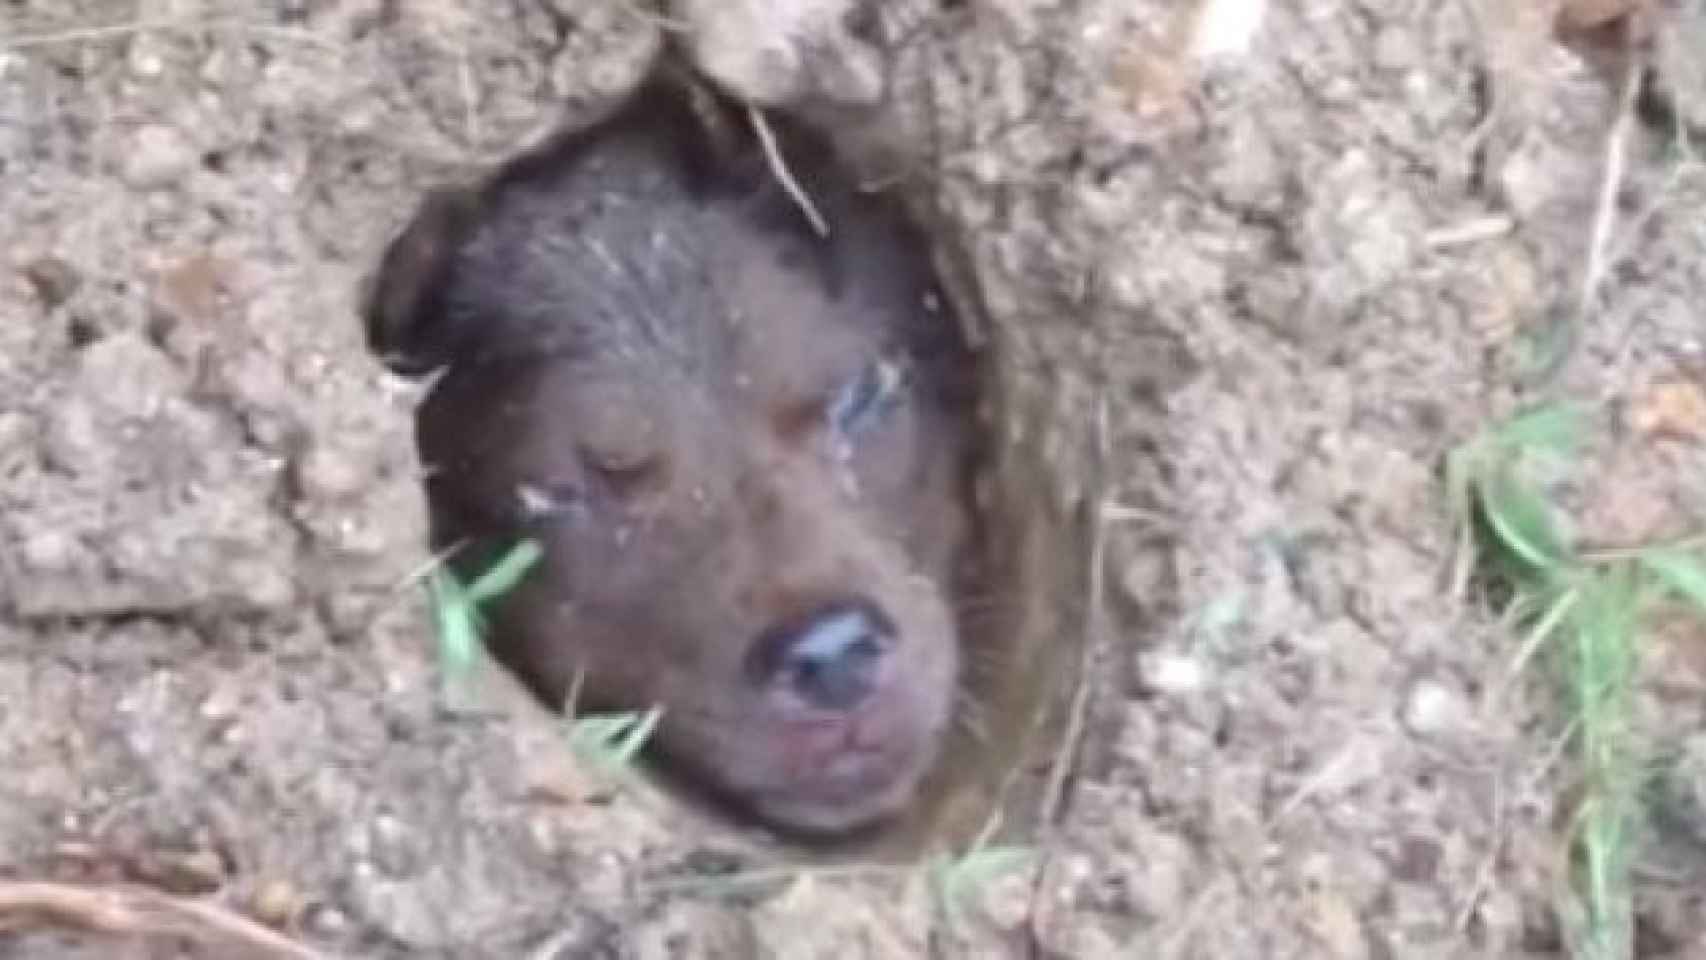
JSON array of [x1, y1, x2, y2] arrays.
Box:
[[748, 600, 895, 712]]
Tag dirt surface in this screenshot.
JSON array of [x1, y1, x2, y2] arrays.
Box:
[[3, 1, 1706, 958]]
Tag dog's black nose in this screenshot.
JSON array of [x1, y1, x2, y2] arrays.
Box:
[[748, 600, 895, 712]]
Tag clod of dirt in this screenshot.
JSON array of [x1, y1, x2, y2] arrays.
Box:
[[250, 878, 301, 928], [21, 256, 82, 310], [1137, 649, 1209, 696], [292, 438, 375, 504], [1629, 380, 1706, 442], [662, 0, 944, 179], [119, 123, 198, 190], [1558, 0, 1642, 32], [668, 0, 885, 109], [3, 327, 301, 619], [1655, 734, 1706, 851], [1299, 152, 1426, 318], [360, 814, 425, 881], [377, 0, 662, 159], [135, 848, 225, 895], [751, 873, 931, 956], [1653, 5, 1706, 131]]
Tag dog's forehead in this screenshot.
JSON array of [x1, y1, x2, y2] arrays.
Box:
[[714, 229, 887, 394], [467, 216, 890, 394], [440, 116, 937, 406]]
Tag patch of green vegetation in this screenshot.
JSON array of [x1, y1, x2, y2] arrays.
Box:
[[1448, 404, 1706, 960], [927, 843, 1035, 933], [565, 706, 664, 773], [428, 542, 1033, 931], [427, 538, 544, 680], [425, 538, 662, 772]]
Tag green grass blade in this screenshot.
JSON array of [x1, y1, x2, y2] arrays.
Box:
[[1478, 466, 1571, 575], [566, 707, 664, 771], [931, 845, 1034, 930], [429, 569, 482, 677], [1489, 403, 1586, 457], [1565, 564, 1641, 960], [1638, 548, 1706, 614], [427, 538, 543, 681], [605, 705, 663, 766], [467, 539, 544, 604]]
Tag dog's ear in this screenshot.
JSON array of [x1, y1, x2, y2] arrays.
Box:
[[361, 186, 481, 379]]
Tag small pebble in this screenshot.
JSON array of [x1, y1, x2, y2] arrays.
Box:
[[22, 256, 81, 309], [1371, 25, 1418, 71], [1401, 678, 1469, 737], [19, 529, 77, 572], [150, 849, 225, 894], [127, 34, 168, 78], [295, 441, 370, 502], [195, 47, 222, 83], [320, 590, 375, 639], [198, 682, 242, 722], [1391, 835, 1443, 883], [1138, 651, 1207, 696], [252, 879, 301, 927], [225, 555, 297, 611], [121, 124, 196, 190], [302, 903, 352, 939], [366, 814, 423, 880], [1307, 887, 1369, 960]]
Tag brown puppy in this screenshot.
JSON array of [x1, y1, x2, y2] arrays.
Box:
[[363, 74, 977, 837]]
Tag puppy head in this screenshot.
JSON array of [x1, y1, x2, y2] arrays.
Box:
[[364, 80, 975, 836]]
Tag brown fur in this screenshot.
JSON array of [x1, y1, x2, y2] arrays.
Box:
[[363, 71, 979, 837]]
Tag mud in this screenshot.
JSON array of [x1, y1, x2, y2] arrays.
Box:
[[4, 1, 1706, 958]]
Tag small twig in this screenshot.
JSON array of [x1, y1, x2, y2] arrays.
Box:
[[1526, 715, 1584, 794], [1101, 501, 1174, 528], [746, 106, 830, 238], [643, 862, 906, 896], [2, 15, 341, 52], [1268, 736, 1371, 826], [1425, 215, 1515, 249], [387, 538, 469, 597], [561, 663, 587, 718], [1578, 531, 1706, 564], [456, 44, 482, 149], [1483, 586, 1581, 718], [616, 0, 692, 32], [1599, 147, 1696, 279], [528, 926, 590, 960], [1, 16, 202, 48], [1036, 391, 1111, 828], [1576, 28, 1645, 319], [1454, 773, 1508, 932], [0, 881, 327, 959], [1452, 531, 1478, 603], [1023, 392, 1112, 947]]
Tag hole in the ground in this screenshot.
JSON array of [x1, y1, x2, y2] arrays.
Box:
[[359, 70, 1061, 857]]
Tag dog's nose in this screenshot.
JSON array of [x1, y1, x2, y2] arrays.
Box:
[[748, 600, 895, 712]]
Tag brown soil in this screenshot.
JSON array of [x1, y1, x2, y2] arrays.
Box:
[[3, 2, 1706, 958]]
